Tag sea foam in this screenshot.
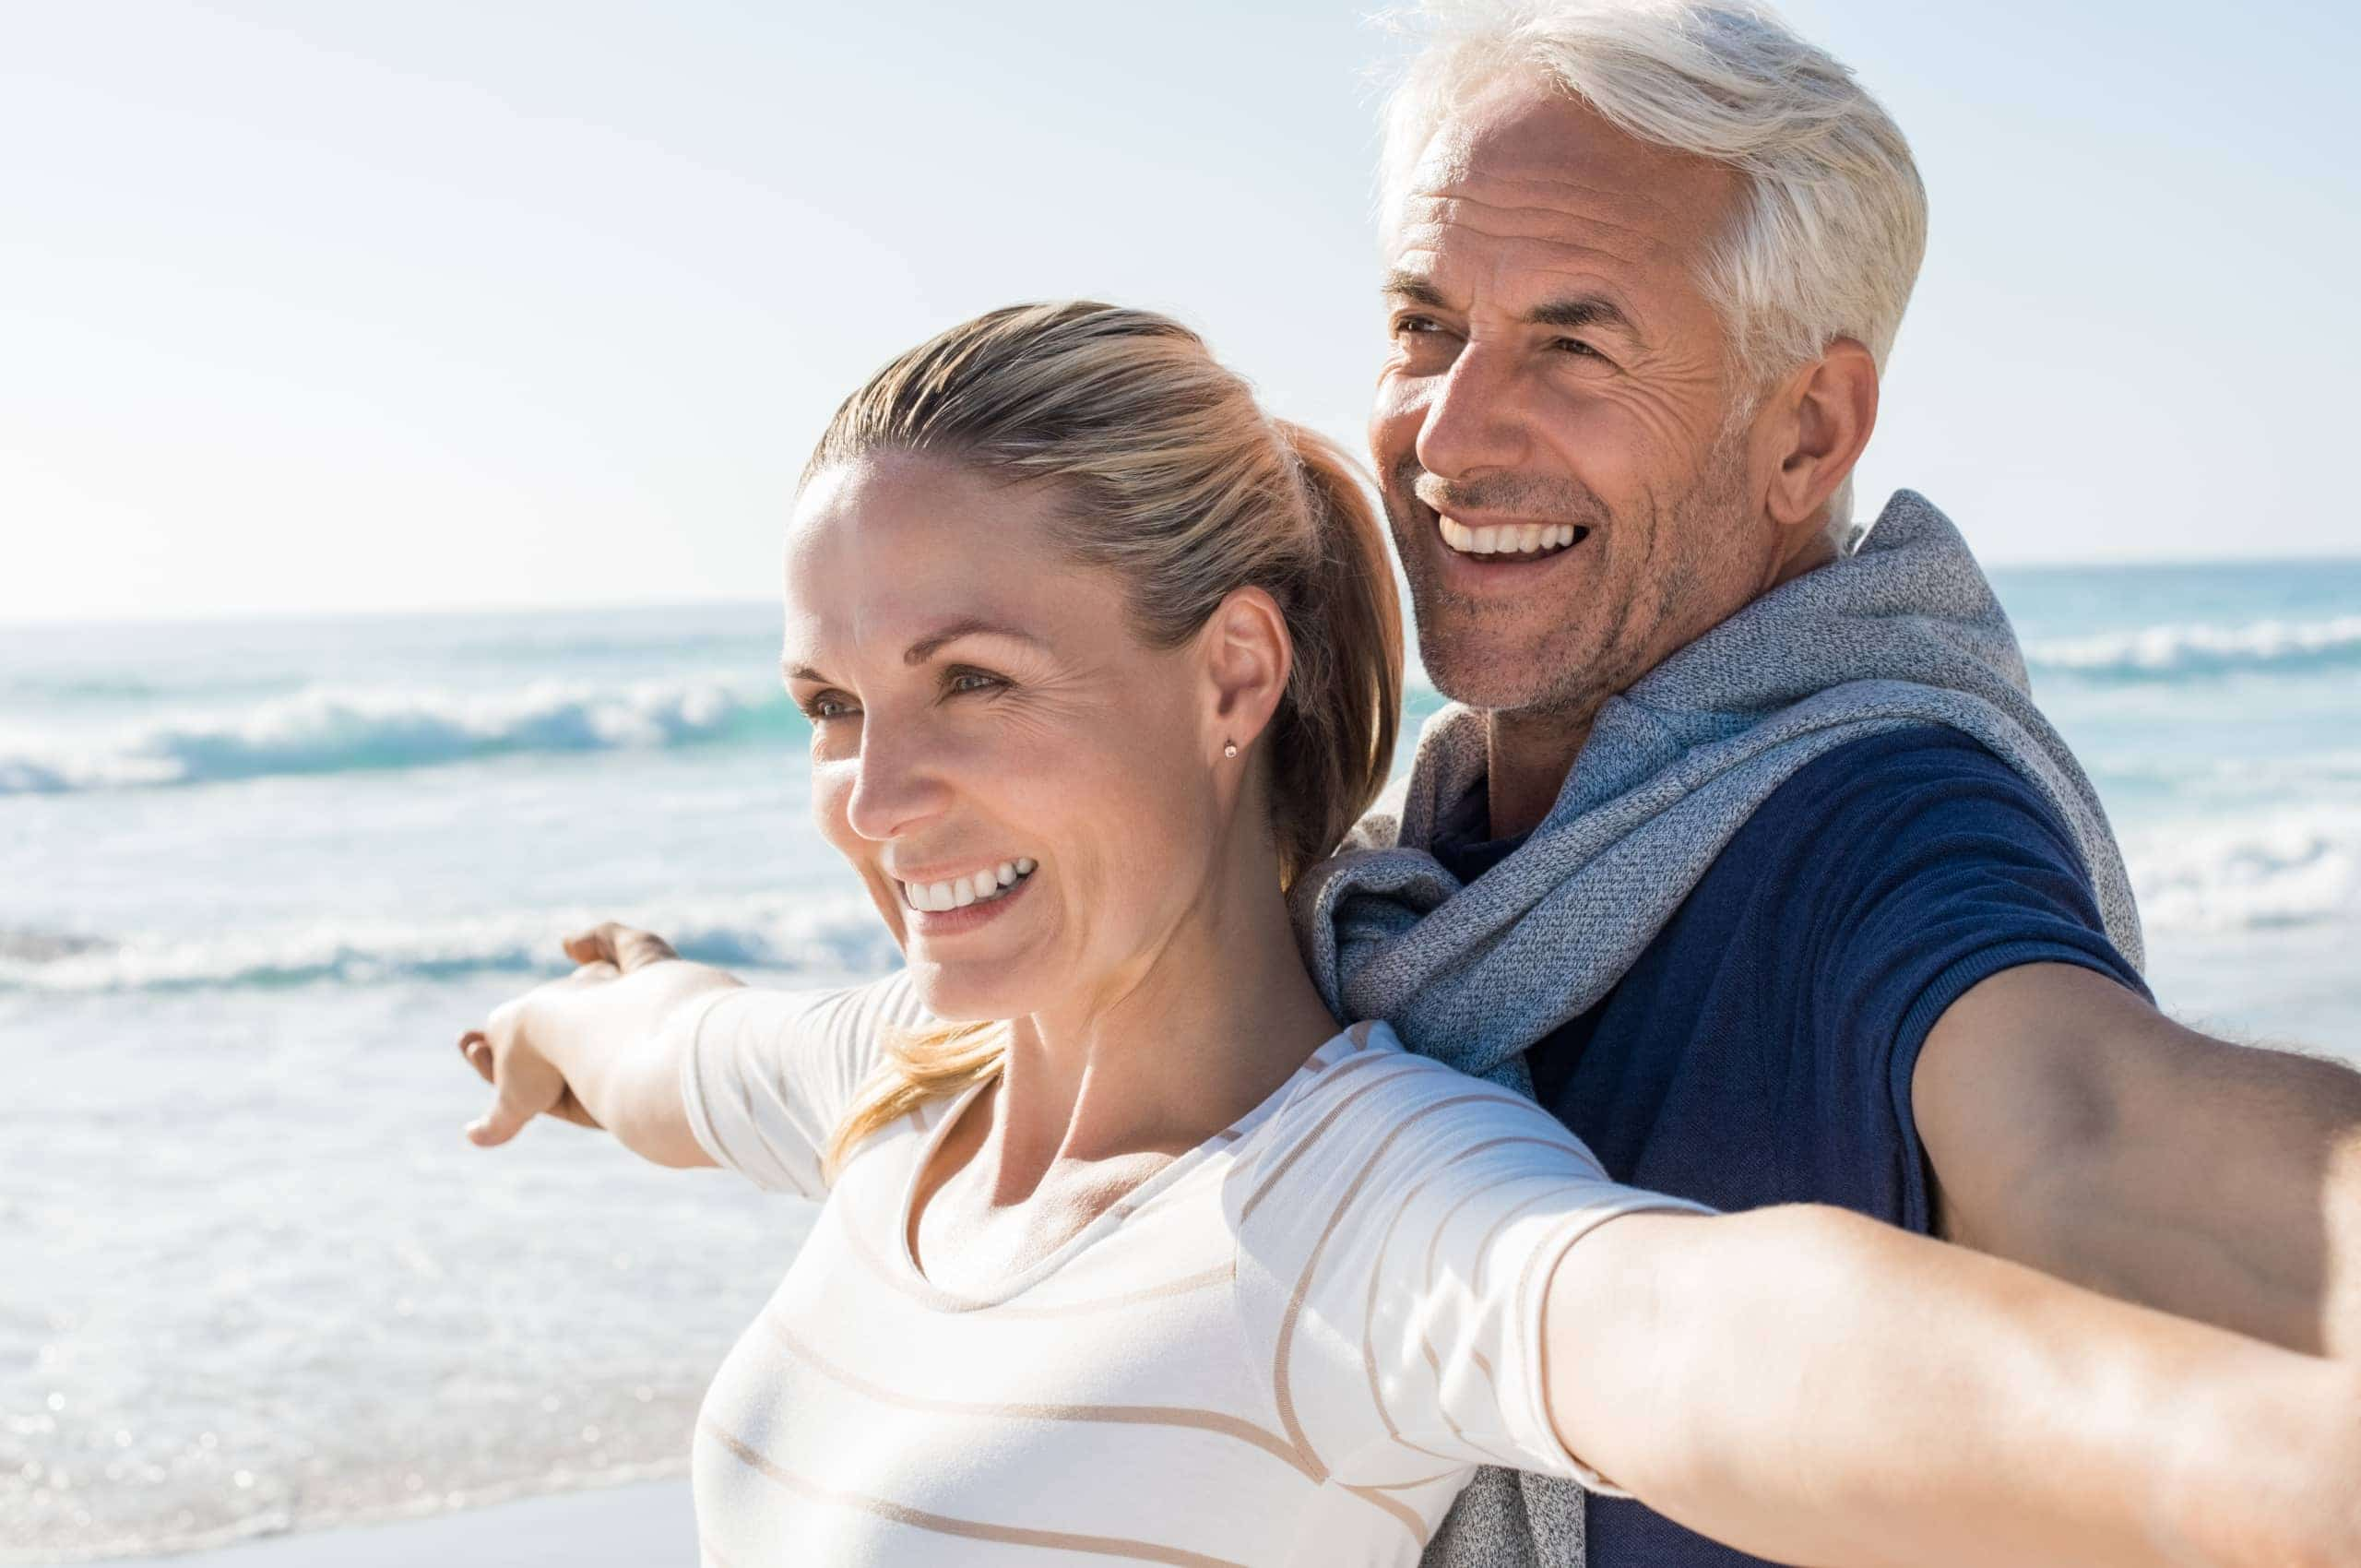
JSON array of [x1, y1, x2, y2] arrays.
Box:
[[0, 893, 899, 994], [2025, 614, 2361, 682], [0, 674, 799, 795], [2127, 807, 2361, 934]]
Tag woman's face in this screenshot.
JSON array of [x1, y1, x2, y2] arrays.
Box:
[[783, 451, 1229, 1022]]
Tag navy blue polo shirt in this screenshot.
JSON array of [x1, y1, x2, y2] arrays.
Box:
[[1429, 726, 2148, 1568]]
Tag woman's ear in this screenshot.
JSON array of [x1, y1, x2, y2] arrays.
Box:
[[1199, 586, 1293, 760]]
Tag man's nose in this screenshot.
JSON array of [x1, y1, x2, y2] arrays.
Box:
[[841, 720, 953, 844], [1414, 347, 1529, 483]]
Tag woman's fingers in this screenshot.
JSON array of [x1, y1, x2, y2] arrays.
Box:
[[458, 1030, 494, 1086], [465, 1060, 552, 1147], [561, 921, 678, 974], [457, 1023, 571, 1146]]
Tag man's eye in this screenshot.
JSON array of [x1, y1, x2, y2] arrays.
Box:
[[1550, 337, 1604, 360], [802, 693, 858, 721], [1392, 314, 1442, 337]]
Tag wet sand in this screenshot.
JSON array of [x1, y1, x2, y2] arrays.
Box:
[[93, 1479, 694, 1568]]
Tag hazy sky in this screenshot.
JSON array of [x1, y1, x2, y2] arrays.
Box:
[[6, 0, 2356, 624]]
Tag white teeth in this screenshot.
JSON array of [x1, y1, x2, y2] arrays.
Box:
[[1439, 515, 1584, 558], [902, 859, 1036, 914]]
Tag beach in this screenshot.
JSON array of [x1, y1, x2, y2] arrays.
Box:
[[6, 559, 2357, 1565], [91, 1479, 693, 1567]]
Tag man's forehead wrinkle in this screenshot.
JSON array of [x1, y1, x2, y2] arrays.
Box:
[[1390, 215, 1664, 292], [1424, 156, 1682, 214], [1396, 194, 1665, 265], [1402, 159, 1679, 234]]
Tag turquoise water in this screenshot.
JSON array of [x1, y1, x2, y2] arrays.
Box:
[[4, 554, 2356, 1560]]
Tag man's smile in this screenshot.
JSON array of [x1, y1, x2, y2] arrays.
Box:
[[1434, 511, 1590, 561]]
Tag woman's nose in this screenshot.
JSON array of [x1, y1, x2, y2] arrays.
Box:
[[841, 722, 954, 843]]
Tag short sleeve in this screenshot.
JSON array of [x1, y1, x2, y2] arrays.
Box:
[[674, 970, 931, 1197], [1231, 1039, 1710, 1496], [1788, 731, 2152, 1232]]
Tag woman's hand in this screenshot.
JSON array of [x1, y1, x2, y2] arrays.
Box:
[[455, 921, 737, 1163]]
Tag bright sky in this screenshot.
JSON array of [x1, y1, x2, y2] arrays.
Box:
[[6, 0, 2356, 624]]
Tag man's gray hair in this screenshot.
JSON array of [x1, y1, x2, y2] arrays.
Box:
[[1378, 0, 1928, 538]]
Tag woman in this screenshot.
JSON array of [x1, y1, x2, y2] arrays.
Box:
[[457, 303, 2355, 1567]]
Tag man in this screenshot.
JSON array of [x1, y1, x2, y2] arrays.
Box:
[[1300, 3, 2361, 1563], [470, 4, 2361, 1564]]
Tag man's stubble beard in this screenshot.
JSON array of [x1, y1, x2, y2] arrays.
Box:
[[1388, 434, 1752, 731]]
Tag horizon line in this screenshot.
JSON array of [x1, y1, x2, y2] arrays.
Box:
[[8, 550, 2359, 631]]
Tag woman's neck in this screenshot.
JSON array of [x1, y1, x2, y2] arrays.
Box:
[[980, 848, 1341, 1205]]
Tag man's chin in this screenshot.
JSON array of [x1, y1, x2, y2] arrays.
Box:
[[1414, 621, 1587, 711]]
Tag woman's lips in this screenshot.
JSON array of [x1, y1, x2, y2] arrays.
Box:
[[900, 863, 1036, 932]]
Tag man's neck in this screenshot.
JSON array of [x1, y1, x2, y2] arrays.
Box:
[[1483, 705, 1593, 841]]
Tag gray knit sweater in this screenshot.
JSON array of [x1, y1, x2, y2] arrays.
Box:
[[1287, 489, 2142, 1564]]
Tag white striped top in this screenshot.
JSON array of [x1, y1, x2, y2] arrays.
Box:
[[674, 975, 1706, 1566]]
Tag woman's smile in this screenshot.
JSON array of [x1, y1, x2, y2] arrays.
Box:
[[894, 857, 1039, 931]]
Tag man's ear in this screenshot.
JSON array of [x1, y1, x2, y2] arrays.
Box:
[[1199, 586, 1293, 762], [1762, 337, 1880, 533]]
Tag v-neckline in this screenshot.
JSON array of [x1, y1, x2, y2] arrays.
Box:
[[888, 1028, 1361, 1312]]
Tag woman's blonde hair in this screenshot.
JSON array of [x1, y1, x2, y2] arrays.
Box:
[[807, 302, 1403, 1176]]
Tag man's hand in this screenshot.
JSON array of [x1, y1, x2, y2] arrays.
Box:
[[455, 921, 718, 1154]]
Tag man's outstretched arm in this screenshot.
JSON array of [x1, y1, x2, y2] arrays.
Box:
[[1916, 960, 2361, 1357]]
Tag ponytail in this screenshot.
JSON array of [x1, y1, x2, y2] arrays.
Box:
[[1264, 421, 1402, 888]]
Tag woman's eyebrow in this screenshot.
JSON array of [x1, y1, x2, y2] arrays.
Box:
[[778, 621, 1046, 684], [899, 620, 1046, 666]]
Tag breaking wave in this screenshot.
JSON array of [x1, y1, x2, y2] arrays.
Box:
[[2026, 615, 2361, 682], [0, 675, 801, 795], [2126, 808, 2361, 934], [0, 894, 900, 994]]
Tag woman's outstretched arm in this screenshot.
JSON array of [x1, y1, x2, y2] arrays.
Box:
[[1545, 1205, 2359, 1568], [457, 921, 742, 1166]]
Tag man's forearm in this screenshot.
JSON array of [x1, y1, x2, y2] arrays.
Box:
[[1545, 1206, 2359, 1568]]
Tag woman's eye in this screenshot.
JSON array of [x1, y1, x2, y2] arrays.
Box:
[[945, 669, 1004, 697], [802, 693, 858, 721]]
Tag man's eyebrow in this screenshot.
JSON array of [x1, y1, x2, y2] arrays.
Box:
[[1383, 272, 1643, 342], [1380, 270, 1453, 311], [1526, 294, 1640, 339], [777, 619, 1045, 683]]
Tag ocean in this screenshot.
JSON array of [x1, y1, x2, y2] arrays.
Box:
[[5, 555, 2357, 1562]]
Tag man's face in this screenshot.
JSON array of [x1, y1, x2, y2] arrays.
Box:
[[1372, 78, 1783, 721]]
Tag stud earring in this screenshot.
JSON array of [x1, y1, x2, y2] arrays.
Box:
[[1223, 741, 1239, 758]]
